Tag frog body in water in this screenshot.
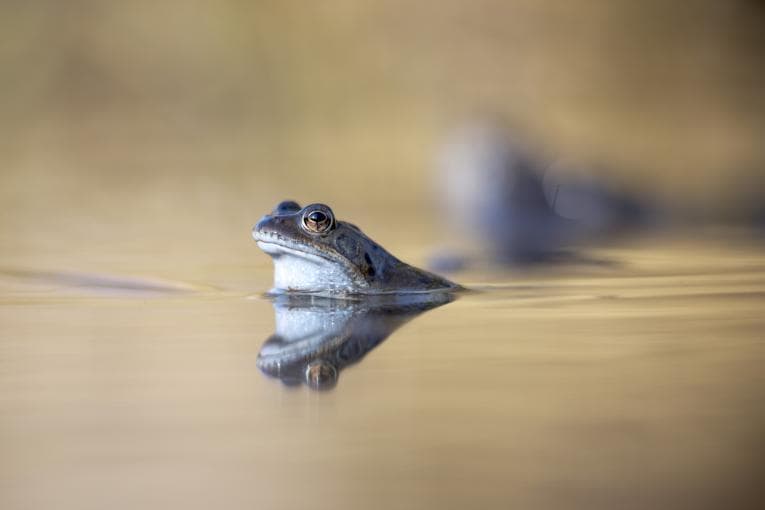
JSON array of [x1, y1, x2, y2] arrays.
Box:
[[253, 201, 460, 295]]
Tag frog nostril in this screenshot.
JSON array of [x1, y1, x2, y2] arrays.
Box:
[[254, 216, 271, 233]]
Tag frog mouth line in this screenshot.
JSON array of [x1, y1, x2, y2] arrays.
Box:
[[253, 231, 333, 262], [253, 230, 364, 277], [256, 331, 351, 369], [256, 239, 323, 261]]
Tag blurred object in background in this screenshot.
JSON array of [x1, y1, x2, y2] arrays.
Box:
[[542, 160, 658, 236], [433, 122, 566, 266], [432, 120, 658, 268]]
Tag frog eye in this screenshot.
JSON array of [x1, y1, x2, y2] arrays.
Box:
[[301, 206, 334, 234]]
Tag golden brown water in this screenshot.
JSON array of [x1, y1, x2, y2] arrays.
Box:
[[1, 228, 763, 510]]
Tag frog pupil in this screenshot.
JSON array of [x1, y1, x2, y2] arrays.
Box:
[[304, 209, 332, 232]]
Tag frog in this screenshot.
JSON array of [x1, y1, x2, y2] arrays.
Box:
[[252, 201, 461, 295]]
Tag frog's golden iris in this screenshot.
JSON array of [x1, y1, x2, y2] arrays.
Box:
[[302, 205, 334, 234]]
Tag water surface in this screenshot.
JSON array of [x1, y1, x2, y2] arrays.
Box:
[[1, 232, 763, 509]]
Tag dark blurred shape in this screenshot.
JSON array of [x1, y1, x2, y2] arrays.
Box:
[[256, 293, 454, 391], [542, 161, 656, 236], [433, 122, 654, 268], [436, 123, 564, 264]]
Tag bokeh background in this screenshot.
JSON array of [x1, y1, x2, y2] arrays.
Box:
[[2, 0, 764, 274]]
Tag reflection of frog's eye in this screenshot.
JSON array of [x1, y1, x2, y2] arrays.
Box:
[[304, 360, 338, 390], [302, 208, 334, 234]]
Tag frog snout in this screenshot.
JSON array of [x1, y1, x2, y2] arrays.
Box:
[[254, 215, 285, 239], [254, 215, 272, 232], [253, 216, 269, 239]]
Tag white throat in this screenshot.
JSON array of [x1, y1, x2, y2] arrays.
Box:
[[257, 241, 360, 293]]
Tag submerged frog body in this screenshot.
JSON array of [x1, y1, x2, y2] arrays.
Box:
[[253, 201, 460, 295]]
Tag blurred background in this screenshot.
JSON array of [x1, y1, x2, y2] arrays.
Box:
[[2, 0, 764, 274]]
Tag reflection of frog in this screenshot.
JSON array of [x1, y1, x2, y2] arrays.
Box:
[[257, 293, 454, 390], [253, 201, 461, 295]]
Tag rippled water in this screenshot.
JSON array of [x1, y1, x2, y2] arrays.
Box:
[[1, 232, 763, 510]]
